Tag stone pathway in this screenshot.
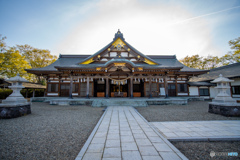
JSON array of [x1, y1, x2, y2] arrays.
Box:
[[75, 106, 188, 160], [152, 120, 240, 141]]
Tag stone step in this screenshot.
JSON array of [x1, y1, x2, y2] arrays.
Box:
[[91, 100, 148, 107]]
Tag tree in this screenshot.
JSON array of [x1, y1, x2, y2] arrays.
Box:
[[180, 37, 240, 70], [179, 54, 203, 69], [0, 36, 57, 83], [202, 55, 221, 70], [0, 47, 31, 79], [17, 45, 57, 83], [0, 35, 7, 64], [221, 37, 240, 65], [17, 45, 57, 69]]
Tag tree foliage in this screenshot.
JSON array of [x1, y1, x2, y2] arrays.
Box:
[[0, 35, 57, 84], [180, 37, 240, 70], [221, 37, 240, 65], [17, 45, 57, 84], [0, 46, 31, 78], [17, 45, 57, 69]]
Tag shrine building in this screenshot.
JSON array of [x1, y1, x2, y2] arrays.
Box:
[[26, 30, 208, 98]]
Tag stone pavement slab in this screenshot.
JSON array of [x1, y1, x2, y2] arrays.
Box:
[[75, 106, 188, 160], [151, 120, 240, 141]]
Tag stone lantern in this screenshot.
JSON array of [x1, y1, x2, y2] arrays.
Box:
[[0, 74, 31, 118], [211, 74, 236, 103], [209, 74, 240, 116]]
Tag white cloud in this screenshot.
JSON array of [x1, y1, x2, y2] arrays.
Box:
[[54, 0, 221, 59]]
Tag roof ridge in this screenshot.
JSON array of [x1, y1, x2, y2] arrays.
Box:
[[59, 54, 91, 58], [210, 62, 240, 71]]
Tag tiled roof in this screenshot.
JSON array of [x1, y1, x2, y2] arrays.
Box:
[[190, 62, 240, 82], [22, 82, 46, 89], [26, 55, 89, 71], [26, 54, 208, 72], [188, 81, 215, 86]]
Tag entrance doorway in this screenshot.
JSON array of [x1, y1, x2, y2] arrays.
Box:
[[110, 84, 128, 97], [168, 84, 176, 96], [94, 79, 106, 97], [60, 84, 69, 97]]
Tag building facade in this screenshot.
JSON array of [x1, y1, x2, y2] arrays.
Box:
[[189, 62, 240, 100], [26, 30, 208, 98]]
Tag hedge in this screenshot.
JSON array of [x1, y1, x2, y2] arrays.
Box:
[[0, 88, 45, 99], [0, 89, 13, 99]]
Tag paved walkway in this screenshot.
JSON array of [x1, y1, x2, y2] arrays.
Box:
[[152, 121, 240, 141], [75, 106, 188, 160]]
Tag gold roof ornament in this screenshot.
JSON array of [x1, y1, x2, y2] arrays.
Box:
[[144, 58, 157, 65], [112, 38, 126, 48], [81, 58, 94, 64], [96, 67, 101, 71], [114, 63, 125, 66]]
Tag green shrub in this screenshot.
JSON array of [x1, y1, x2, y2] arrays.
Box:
[[0, 88, 45, 99], [0, 89, 13, 99], [20, 89, 45, 98]]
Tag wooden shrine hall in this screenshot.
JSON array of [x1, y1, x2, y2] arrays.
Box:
[[26, 30, 208, 98]]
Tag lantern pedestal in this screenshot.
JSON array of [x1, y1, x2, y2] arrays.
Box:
[[0, 74, 31, 119]]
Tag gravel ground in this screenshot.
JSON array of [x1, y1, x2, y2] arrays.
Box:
[[137, 101, 240, 160], [0, 102, 104, 160], [172, 141, 240, 160], [137, 101, 240, 122]]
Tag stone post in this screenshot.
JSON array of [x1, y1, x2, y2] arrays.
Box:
[[33, 89, 35, 98], [164, 76, 168, 98], [69, 75, 73, 99]]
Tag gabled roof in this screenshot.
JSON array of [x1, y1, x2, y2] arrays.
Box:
[[26, 30, 208, 75], [78, 30, 159, 65], [190, 62, 240, 82]]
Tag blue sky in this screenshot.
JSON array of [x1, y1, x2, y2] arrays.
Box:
[[1, 0, 240, 59]]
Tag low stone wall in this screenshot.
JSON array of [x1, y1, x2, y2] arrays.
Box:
[[187, 97, 205, 102], [147, 99, 188, 105], [0, 104, 31, 119], [50, 99, 93, 106], [31, 97, 58, 102], [209, 103, 240, 117]]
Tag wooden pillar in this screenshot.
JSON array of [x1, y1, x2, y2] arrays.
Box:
[[58, 75, 61, 96], [86, 76, 90, 99], [33, 89, 35, 98], [106, 77, 109, 98], [46, 76, 49, 96], [149, 77, 152, 98], [164, 76, 169, 98], [130, 77, 133, 98], [69, 75, 73, 99]]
